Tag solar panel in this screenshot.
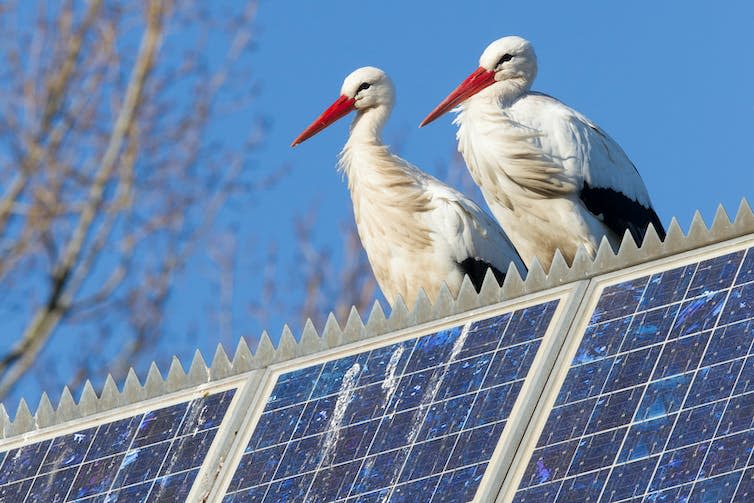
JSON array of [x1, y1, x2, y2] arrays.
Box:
[[0, 388, 235, 502], [512, 248, 754, 502], [223, 300, 560, 502]]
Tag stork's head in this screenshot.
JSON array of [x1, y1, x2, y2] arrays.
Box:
[[291, 66, 394, 146], [420, 36, 537, 127]]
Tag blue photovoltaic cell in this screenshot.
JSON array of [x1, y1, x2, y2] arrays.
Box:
[[513, 247, 754, 502], [0, 389, 234, 502], [224, 300, 560, 503]]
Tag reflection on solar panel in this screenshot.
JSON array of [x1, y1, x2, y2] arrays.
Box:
[[0, 389, 234, 502], [223, 301, 559, 502], [513, 248, 754, 502]]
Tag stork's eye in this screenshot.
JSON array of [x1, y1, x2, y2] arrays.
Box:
[[356, 82, 371, 93], [496, 54, 513, 66]]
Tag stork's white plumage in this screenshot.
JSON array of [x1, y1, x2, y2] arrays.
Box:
[[421, 36, 665, 270], [292, 67, 524, 307]]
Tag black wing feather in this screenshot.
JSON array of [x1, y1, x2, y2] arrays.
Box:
[[580, 182, 666, 244], [458, 258, 506, 293]]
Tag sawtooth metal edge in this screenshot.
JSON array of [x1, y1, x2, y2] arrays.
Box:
[[1, 200, 753, 439]]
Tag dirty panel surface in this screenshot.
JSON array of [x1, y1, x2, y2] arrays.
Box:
[[0, 389, 235, 502], [224, 301, 560, 503]]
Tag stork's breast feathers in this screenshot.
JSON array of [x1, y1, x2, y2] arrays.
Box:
[[459, 103, 580, 203]]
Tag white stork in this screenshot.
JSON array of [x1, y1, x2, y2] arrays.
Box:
[[292, 66, 525, 307], [421, 36, 665, 270]]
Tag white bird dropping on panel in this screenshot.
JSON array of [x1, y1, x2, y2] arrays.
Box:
[[421, 36, 665, 270], [292, 67, 525, 307]]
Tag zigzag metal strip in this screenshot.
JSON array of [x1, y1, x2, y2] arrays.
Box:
[[2, 200, 753, 439]]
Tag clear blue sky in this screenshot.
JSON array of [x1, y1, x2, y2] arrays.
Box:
[[7, 0, 754, 409]]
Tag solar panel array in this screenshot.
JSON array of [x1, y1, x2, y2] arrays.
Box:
[[512, 248, 754, 502], [2, 231, 754, 503], [223, 301, 560, 502], [0, 389, 234, 502]]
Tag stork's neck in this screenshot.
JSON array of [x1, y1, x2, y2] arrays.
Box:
[[339, 102, 421, 187], [346, 103, 391, 146], [338, 103, 433, 260]]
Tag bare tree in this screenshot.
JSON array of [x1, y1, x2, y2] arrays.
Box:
[[0, 0, 267, 402]]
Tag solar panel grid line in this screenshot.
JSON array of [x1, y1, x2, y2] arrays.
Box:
[[17, 426, 57, 502], [690, 316, 754, 494], [495, 237, 754, 503], [425, 322, 514, 502], [94, 390, 199, 500], [502, 371, 750, 457], [592, 406, 751, 503], [117, 388, 236, 501], [730, 428, 754, 502], [583, 265, 698, 502], [653, 340, 754, 498], [326, 464, 488, 503], [335, 326, 460, 501], [252, 334, 432, 501], [623, 250, 747, 502], [0, 345, 241, 443], [0, 378, 241, 453], [205, 288, 577, 503], [228, 413, 512, 499], [313, 439, 491, 501], [594, 262, 737, 500], [347, 327, 504, 500], [341, 337, 429, 500], [122, 385, 240, 501], [301, 363, 365, 501], [492, 416, 753, 503], [217, 374, 520, 491], [378, 319, 509, 501], [656, 387, 753, 500], [65, 415, 126, 502], [607, 461, 748, 503], [555, 312, 753, 401], [388, 322, 482, 497], [10, 417, 126, 500], [241, 430, 491, 502], [388, 296, 558, 500], [227, 329, 542, 444]]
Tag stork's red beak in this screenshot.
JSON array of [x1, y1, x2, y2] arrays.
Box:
[[420, 67, 496, 127], [291, 95, 357, 147]]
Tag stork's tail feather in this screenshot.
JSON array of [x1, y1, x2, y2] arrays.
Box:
[[459, 258, 506, 293]]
